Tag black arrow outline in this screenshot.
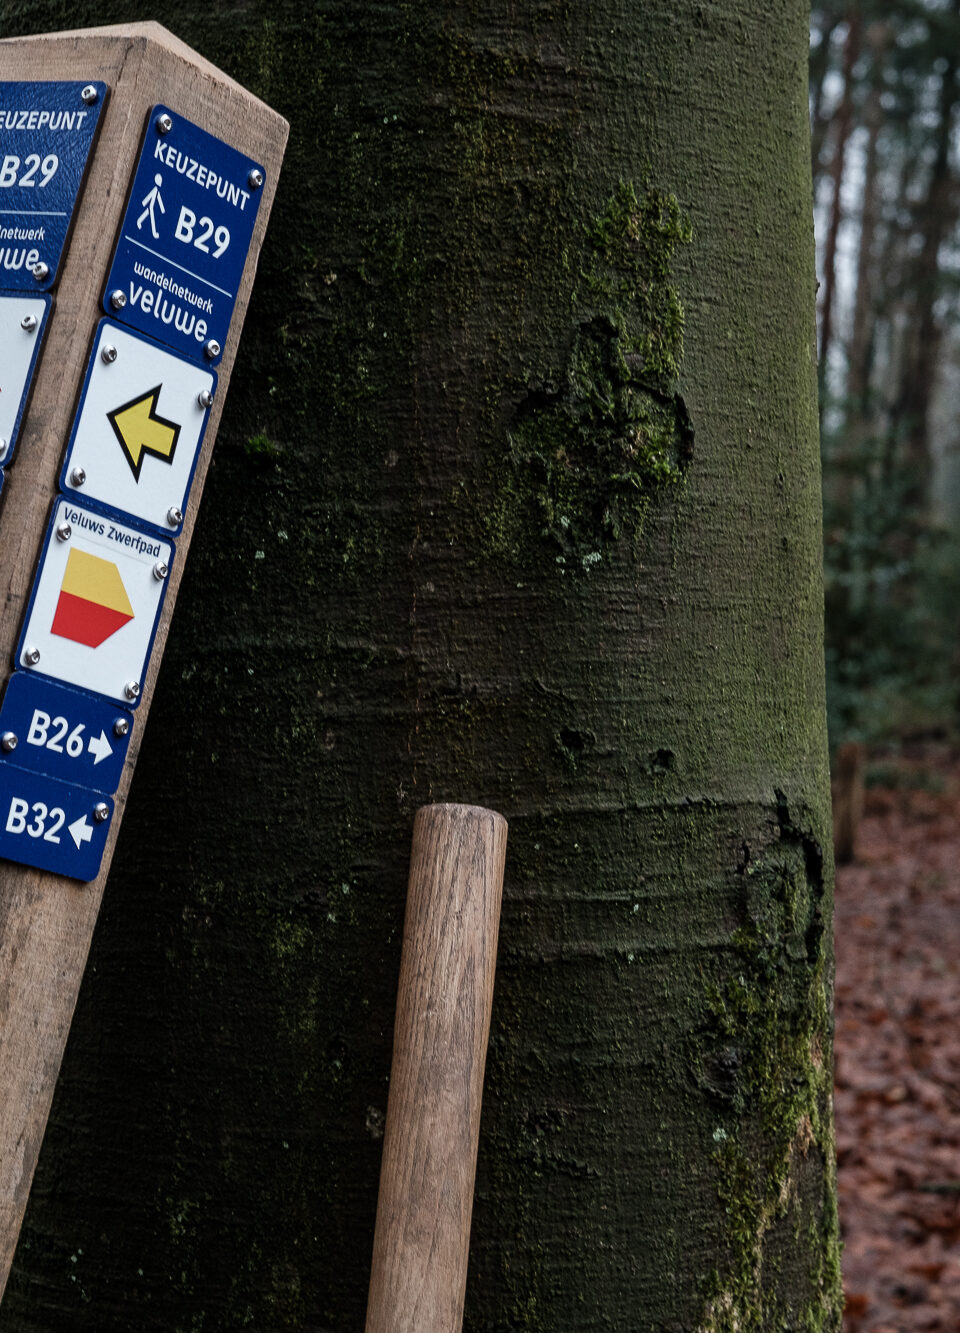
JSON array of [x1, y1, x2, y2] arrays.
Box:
[[106, 385, 180, 481]]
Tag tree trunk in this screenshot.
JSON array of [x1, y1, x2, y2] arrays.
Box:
[[846, 22, 890, 418], [894, 0, 960, 509], [818, 7, 861, 388], [810, 10, 843, 181], [0, 2, 839, 1331]]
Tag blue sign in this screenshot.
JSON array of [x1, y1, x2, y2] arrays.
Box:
[[0, 294, 51, 464], [103, 105, 265, 365], [0, 81, 107, 290], [0, 763, 112, 881], [0, 672, 131, 794]]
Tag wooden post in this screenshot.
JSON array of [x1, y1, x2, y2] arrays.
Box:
[[0, 25, 287, 1299], [832, 740, 864, 864], [365, 804, 508, 1333]]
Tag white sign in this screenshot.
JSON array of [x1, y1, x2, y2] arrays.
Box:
[[18, 498, 173, 706], [61, 320, 215, 532], [0, 294, 50, 462]]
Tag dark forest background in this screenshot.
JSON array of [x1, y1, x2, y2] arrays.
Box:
[[813, 0, 960, 746]]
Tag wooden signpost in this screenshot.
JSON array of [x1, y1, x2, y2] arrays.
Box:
[[0, 24, 287, 1299]]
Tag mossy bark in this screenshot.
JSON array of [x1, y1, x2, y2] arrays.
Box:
[[0, 2, 840, 1330]]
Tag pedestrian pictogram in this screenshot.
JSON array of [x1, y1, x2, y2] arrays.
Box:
[[102, 105, 265, 362], [61, 321, 214, 534], [51, 548, 135, 647], [137, 172, 165, 238], [107, 385, 180, 479]]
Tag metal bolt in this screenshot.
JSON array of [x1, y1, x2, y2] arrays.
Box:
[[1, 732, 17, 753], [198, 387, 214, 409], [110, 289, 127, 310], [167, 506, 183, 527], [248, 168, 264, 189], [93, 802, 110, 823], [70, 466, 86, 487], [56, 522, 72, 542], [101, 343, 118, 364], [153, 560, 169, 581], [203, 339, 221, 360], [20, 313, 37, 332], [32, 262, 49, 282], [124, 681, 140, 701], [23, 647, 40, 667], [156, 112, 173, 135], [113, 717, 130, 738], [81, 85, 99, 104]]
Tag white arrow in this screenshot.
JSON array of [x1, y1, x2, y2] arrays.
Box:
[[87, 730, 113, 765], [68, 815, 93, 849]]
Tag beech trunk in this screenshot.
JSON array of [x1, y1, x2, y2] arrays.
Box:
[[0, 2, 840, 1330]]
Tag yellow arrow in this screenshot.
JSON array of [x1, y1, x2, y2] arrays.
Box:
[[106, 385, 180, 480]]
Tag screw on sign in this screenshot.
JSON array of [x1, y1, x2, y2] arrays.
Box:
[[0, 764, 113, 878], [0, 25, 289, 1313], [103, 104, 265, 363], [0, 81, 107, 287], [61, 320, 215, 533], [0, 295, 51, 464], [0, 673, 132, 794], [17, 499, 173, 706]]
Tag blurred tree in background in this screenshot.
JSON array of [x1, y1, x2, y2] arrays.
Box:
[[813, 0, 960, 743]]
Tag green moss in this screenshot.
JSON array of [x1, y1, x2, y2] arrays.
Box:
[[3, 4, 833, 1329], [487, 177, 693, 564], [583, 178, 691, 391], [243, 431, 283, 459], [696, 797, 842, 1332]]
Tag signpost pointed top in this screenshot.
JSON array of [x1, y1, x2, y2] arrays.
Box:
[[0, 23, 291, 118], [0, 20, 288, 1304]]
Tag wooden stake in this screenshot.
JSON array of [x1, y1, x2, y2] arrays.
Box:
[[365, 803, 508, 1333], [0, 25, 287, 1299], [832, 740, 864, 864]]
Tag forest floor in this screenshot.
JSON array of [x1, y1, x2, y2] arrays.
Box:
[[836, 747, 960, 1331]]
